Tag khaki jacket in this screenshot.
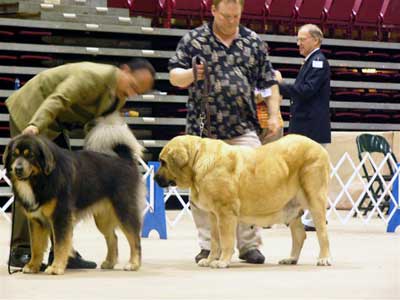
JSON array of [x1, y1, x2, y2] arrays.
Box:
[[6, 62, 124, 139]]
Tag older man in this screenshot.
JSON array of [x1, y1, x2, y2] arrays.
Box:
[[276, 24, 331, 231]]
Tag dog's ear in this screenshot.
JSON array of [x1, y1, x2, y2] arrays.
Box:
[[169, 148, 189, 168], [37, 137, 55, 175], [2, 138, 14, 171]]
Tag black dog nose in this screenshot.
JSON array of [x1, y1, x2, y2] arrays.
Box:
[[15, 165, 24, 176]]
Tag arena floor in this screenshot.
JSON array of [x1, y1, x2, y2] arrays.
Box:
[[0, 211, 399, 300]]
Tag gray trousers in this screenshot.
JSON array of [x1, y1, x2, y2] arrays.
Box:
[[190, 131, 265, 255]]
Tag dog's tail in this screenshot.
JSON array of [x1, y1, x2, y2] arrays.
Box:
[[84, 111, 144, 163]]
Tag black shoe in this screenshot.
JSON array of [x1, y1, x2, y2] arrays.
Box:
[[239, 249, 265, 264], [195, 249, 210, 263], [48, 250, 97, 269], [9, 247, 31, 268], [9, 247, 46, 271], [304, 225, 316, 232]]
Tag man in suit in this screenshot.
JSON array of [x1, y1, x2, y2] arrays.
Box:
[[275, 24, 331, 231], [7, 59, 155, 269]]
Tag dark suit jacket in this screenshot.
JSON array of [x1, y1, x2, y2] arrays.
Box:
[[279, 49, 331, 143]]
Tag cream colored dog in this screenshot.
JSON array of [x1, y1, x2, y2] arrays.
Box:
[[154, 134, 332, 268]]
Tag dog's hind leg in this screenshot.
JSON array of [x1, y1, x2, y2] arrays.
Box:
[[23, 219, 50, 274], [301, 165, 331, 266], [94, 211, 118, 270], [279, 216, 306, 265], [113, 201, 142, 271]]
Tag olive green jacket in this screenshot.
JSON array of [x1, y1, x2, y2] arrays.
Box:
[[6, 62, 125, 139]]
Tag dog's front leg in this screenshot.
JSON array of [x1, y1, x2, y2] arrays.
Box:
[[23, 219, 49, 274], [209, 210, 237, 269], [198, 212, 220, 267], [45, 214, 73, 275]]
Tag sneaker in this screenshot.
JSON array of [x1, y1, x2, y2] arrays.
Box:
[[48, 250, 97, 269], [194, 249, 210, 263], [239, 249, 265, 264]]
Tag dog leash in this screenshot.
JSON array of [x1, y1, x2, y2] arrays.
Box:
[[192, 56, 213, 138]]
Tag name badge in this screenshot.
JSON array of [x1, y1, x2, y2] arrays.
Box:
[[312, 60, 323, 68]]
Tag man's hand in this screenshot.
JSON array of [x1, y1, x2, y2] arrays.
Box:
[[266, 115, 282, 138], [193, 63, 205, 81], [23, 125, 39, 135], [274, 70, 283, 83]]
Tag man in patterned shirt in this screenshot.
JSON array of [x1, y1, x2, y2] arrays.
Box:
[[169, 0, 282, 264]]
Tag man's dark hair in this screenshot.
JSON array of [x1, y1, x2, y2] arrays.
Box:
[[124, 58, 156, 78]]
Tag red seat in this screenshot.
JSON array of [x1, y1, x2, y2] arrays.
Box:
[[107, 0, 129, 8], [362, 92, 391, 102], [0, 55, 17, 64], [0, 76, 15, 89], [363, 51, 390, 61], [270, 47, 299, 56], [127, 0, 167, 27], [324, 0, 357, 38], [333, 90, 362, 101], [295, 0, 327, 27], [334, 112, 361, 122], [19, 55, 54, 67], [265, 0, 297, 34], [393, 54, 400, 62], [241, 0, 268, 32], [333, 50, 361, 60], [169, 0, 206, 28], [380, 0, 400, 41], [362, 113, 391, 122], [332, 69, 362, 80], [363, 72, 391, 82], [352, 0, 385, 40]]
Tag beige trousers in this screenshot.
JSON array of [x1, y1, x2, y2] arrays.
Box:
[[190, 131, 265, 255]]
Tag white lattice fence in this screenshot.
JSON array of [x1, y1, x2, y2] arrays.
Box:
[[1, 153, 399, 229]]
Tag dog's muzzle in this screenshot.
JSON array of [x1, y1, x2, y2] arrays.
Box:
[[154, 173, 176, 188]]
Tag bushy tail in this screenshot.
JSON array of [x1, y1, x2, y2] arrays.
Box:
[[84, 111, 144, 163]]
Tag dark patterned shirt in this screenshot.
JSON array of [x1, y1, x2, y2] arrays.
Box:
[[169, 22, 277, 139]]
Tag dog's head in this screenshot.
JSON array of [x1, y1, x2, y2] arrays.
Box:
[[154, 135, 201, 189], [3, 134, 55, 181]]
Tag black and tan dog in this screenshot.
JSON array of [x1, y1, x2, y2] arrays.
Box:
[[4, 133, 144, 275]]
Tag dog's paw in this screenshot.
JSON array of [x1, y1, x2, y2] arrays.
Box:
[[22, 263, 40, 274], [197, 258, 210, 267], [123, 262, 140, 271], [44, 265, 65, 275], [101, 261, 116, 269], [209, 260, 229, 269], [279, 258, 298, 265], [317, 257, 332, 266]]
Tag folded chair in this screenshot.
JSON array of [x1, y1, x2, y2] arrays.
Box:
[[356, 133, 399, 216]]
